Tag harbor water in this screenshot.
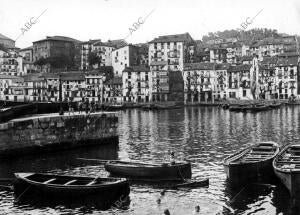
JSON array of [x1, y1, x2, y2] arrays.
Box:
[[1, 106, 300, 214]]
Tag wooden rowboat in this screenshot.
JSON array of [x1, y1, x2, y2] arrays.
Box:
[[104, 161, 192, 181], [223, 141, 280, 185], [269, 103, 282, 109], [273, 144, 300, 199], [13, 173, 130, 200]]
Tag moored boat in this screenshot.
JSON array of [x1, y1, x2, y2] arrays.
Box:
[[13, 173, 130, 200], [245, 103, 270, 112], [273, 144, 300, 199], [223, 141, 280, 185], [228, 104, 250, 112], [269, 103, 282, 109], [105, 160, 192, 181]]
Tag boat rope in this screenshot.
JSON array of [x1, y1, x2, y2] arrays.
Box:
[[15, 185, 32, 202], [229, 185, 247, 204]]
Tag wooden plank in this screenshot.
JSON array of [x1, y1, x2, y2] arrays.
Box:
[[64, 180, 77, 185], [86, 180, 96, 186], [43, 178, 56, 184], [277, 161, 300, 164]]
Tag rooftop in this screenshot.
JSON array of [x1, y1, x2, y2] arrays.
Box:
[[184, 62, 216, 70], [228, 64, 252, 72], [149, 33, 194, 44], [33, 36, 82, 44], [276, 57, 298, 66], [0, 33, 14, 41], [123, 65, 150, 73], [105, 76, 122, 85]]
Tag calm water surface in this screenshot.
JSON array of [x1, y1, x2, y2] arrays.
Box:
[[1, 106, 300, 215]]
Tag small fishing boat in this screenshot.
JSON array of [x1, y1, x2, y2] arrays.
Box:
[[273, 144, 300, 198], [246, 103, 270, 112], [223, 141, 280, 184], [105, 161, 192, 181], [13, 173, 130, 200], [228, 104, 248, 112], [269, 103, 282, 109]]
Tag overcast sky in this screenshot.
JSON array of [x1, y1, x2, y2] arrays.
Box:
[[1, 0, 299, 49]]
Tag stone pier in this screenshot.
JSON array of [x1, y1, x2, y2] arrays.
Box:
[[0, 112, 119, 159]]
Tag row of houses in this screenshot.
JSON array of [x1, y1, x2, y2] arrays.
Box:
[[0, 32, 299, 104], [0, 54, 298, 104]]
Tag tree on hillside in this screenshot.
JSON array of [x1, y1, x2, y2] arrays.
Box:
[[46, 55, 73, 69], [88, 51, 102, 69], [202, 28, 280, 44]]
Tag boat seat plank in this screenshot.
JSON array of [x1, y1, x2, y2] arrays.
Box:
[[277, 161, 300, 164], [64, 180, 77, 185], [43, 178, 56, 184], [86, 180, 96, 186], [249, 152, 274, 155]]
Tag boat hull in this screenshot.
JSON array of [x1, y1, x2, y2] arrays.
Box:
[[105, 162, 192, 181], [223, 141, 279, 185], [274, 168, 300, 199], [13, 173, 130, 201], [224, 158, 275, 184]]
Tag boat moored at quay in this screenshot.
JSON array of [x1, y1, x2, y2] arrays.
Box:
[[223, 141, 280, 185], [273, 144, 300, 199]]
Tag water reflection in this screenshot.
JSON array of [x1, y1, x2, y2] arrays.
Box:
[[1, 106, 300, 214]]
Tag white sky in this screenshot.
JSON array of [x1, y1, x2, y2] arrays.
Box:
[[1, 0, 299, 49]]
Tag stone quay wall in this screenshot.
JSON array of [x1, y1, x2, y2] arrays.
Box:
[[0, 112, 119, 158]]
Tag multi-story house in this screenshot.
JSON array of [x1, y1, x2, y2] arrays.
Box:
[[23, 73, 47, 102], [209, 47, 227, 63], [122, 66, 150, 103], [19, 46, 36, 73], [111, 44, 141, 77], [274, 56, 299, 99], [0, 49, 27, 76], [81, 39, 101, 71], [85, 71, 105, 103], [0, 33, 15, 49], [0, 74, 25, 102], [81, 39, 127, 71], [258, 38, 284, 59], [92, 41, 115, 67], [226, 43, 242, 64], [182, 63, 230, 104], [227, 64, 253, 99], [135, 43, 149, 66], [149, 33, 195, 102], [183, 63, 216, 103], [33, 36, 81, 73], [103, 77, 123, 103]]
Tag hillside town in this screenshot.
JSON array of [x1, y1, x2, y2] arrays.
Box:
[[0, 30, 299, 105]]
